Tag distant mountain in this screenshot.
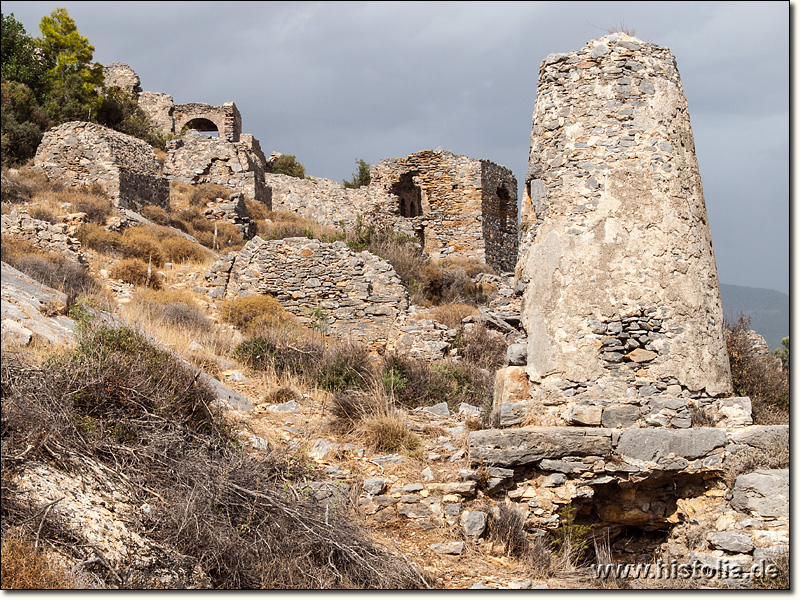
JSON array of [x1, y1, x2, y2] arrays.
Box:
[[719, 283, 790, 350]]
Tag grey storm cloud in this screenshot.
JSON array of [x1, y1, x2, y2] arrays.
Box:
[[2, 1, 790, 294]]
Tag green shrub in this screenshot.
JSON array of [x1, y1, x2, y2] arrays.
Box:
[[270, 154, 306, 178], [343, 158, 371, 189]]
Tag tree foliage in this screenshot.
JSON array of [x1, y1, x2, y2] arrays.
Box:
[[343, 158, 371, 189], [772, 336, 789, 370], [271, 154, 306, 179], [1, 13, 46, 93], [1, 8, 164, 166]]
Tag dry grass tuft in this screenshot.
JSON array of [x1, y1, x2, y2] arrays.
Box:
[[257, 210, 344, 242], [0, 537, 78, 589], [428, 303, 479, 329], [723, 444, 789, 487], [220, 294, 299, 333], [109, 257, 163, 289]]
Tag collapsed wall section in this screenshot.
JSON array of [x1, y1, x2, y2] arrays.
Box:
[[514, 34, 731, 419], [33, 121, 169, 213], [205, 237, 408, 349], [164, 131, 271, 207]]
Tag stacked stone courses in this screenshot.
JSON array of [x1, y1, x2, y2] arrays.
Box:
[[206, 237, 408, 349], [371, 149, 519, 272], [514, 33, 731, 418], [34, 121, 170, 213]]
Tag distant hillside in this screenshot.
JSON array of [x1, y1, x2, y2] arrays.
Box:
[[719, 283, 790, 350]]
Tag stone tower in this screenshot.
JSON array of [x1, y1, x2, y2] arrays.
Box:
[[515, 34, 731, 421]]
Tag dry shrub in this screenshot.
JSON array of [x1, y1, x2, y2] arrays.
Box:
[[221, 295, 298, 333], [244, 198, 270, 221], [109, 258, 162, 289], [359, 411, 421, 454], [456, 324, 508, 369], [429, 303, 479, 329], [440, 256, 496, 279], [488, 503, 530, 557], [258, 210, 343, 242], [160, 235, 209, 264], [2, 166, 56, 203], [140, 204, 170, 225], [75, 223, 119, 253], [0, 538, 77, 589], [329, 390, 387, 434], [1, 234, 98, 297], [188, 183, 231, 206], [1, 327, 430, 589], [380, 354, 493, 412], [723, 444, 789, 487], [28, 204, 59, 223], [132, 289, 211, 331], [118, 226, 166, 267], [68, 189, 113, 224], [419, 262, 490, 305], [725, 315, 789, 424]]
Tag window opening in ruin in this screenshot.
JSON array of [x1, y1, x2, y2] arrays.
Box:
[[181, 118, 219, 137], [392, 172, 423, 218], [496, 185, 510, 227]]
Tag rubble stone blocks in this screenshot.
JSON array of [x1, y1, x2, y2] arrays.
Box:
[[164, 130, 271, 208], [515, 34, 731, 420], [102, 62, 142, 93], [206, 236, 408, 350], [34, 121, 169, 213]]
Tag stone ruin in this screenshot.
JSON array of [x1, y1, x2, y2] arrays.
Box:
[[371, 149, 519, 272], [465, 34, 786, 568], [205, 236, 408, 349], [269, 148, 519, 273], [33, 121, 170, 214], [103, 62, 142, 94]]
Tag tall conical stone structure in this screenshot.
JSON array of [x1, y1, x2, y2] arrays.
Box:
[[513, 34, 731, 425]]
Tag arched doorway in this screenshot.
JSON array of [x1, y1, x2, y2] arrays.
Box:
[[181, 118, 219, 137]]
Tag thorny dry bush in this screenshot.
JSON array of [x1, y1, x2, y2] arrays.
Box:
[[725, 315, 789, 425], [1, 323, 431, 589]]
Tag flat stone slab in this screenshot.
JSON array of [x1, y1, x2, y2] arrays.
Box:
[[730, 469, 789, 520], [616, 428, 727, 462], [468, 427, 613, 467]]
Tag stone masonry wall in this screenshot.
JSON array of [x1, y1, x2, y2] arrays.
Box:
[[1, 211, 85, 264], [33, 122, 169, 213], [269, 149, 518, 273], [164, 131, 271, 207], [102, 62, 141, 93], [138, 92, 175, 134], [172, 102, 242, 142], [205, 237, 408, 349], [371, 148, 518, 272], [514, 34, 731, 422]]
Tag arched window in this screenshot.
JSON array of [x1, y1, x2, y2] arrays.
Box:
[[392, 172, 423, 218], [181, 118, 219, 137]]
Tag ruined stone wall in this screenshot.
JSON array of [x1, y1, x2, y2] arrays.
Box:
[[371, 149, 518, 272], [514, 34, 731, 421], [164, 131, 270, 207], [33, 122, 169, 213], [138, 91, 175, 134], [267, 174, 386, 229], [1, 211, 85, 264], [102, 62, 141, 93], [172, 102, 242, 142], [205, 237, 408, 349]]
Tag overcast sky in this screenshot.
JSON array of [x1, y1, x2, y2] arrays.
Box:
[[3, 1, 790, 294]]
